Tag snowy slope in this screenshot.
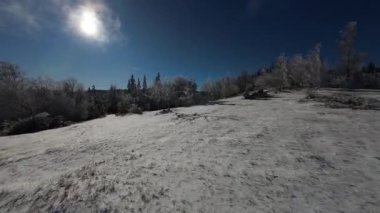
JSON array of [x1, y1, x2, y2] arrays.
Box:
[[0, 91, 379, 212]]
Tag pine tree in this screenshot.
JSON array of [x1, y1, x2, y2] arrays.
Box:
[[131, 75, 136, 89], [367, 61, 376, 74], [108, 85, 118, 114], [154, 72, 161, 85], [90, 85, 96, 95], [143, 75, 147, 93], [127, 79, 131, 93], [128, 75, 137, 94], [137, 78, 141, 91]]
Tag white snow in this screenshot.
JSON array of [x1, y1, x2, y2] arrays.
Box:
[[0, 90, 379, 212]]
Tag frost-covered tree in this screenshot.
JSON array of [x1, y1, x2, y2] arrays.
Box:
[[305, 44, 324, 87], [288, 54, 307, 87], [220, 77, 239, 98], [202, 80, 222, 100], [236, 71, 253, 93], [256, 55, 289, 90], [170, 77, 197, 97], [337, 22, 363, 79], [278, 44, 325, 88]]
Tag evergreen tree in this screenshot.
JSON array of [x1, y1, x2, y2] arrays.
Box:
[[154, 72, 161, 85], [130, 75, 136, 91], [143, 75, 147, 93], [108, 85, 119, 114], [128, 75, 137, 94], [137, 78, 141, 91], [127, 79, 131, 93], [90, 85, 96, 95], [367, 61, 376, 74]]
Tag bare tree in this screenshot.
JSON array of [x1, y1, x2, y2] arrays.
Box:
[[305, 44, 324, 87], [61, 78, 79, 98], [220, 77, 239, 98], [337, 22, 364, 79], [0, 62, 29, 121], [256, 55, 289, 90], [26, 76, 55, 115], [202, 80, 221, 100], [288, 54, 306, 87]]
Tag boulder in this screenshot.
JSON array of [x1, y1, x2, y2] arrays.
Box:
[[244, 89, 272, 99]]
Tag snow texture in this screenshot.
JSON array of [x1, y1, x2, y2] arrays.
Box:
[[0, 90, 379, 212]]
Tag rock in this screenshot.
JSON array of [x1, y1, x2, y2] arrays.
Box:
[[244, 89, 273, 99]]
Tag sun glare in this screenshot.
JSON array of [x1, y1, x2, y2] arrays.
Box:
[[78, 8, 99, 38]]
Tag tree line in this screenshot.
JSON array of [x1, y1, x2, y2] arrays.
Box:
[[0, 68, 207, 135], [1, 22, 379, 135], [202, 22, 380, 100]]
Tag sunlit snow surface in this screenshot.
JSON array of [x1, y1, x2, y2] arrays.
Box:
[[0, 90, 379, 212]]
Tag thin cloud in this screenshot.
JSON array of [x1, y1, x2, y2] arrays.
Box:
[[0, 0, 122, 44], [63, 0, 122, 44], [0, 0, 41, 32]]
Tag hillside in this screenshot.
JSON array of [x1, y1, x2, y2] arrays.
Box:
[[0, 90, 379, 212]]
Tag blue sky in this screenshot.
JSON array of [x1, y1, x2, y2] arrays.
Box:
[[0, 0, 379, 89]]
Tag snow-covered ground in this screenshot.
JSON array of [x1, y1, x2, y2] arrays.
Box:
[[0, 90, 379, 213]]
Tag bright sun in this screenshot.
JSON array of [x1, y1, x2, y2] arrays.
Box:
[[78, 8, 99, 37]]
